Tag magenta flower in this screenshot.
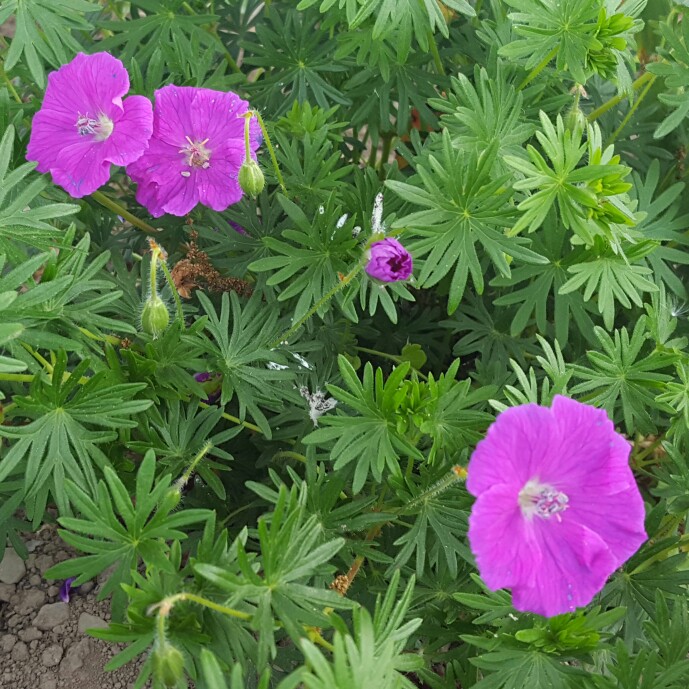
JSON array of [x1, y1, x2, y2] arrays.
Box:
[[466, 396, 646, 617], [26, 52, 153, 198], [365, 238, 413, 282], [127, 85, 260, 218]]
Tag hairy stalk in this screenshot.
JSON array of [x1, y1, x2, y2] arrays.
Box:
[[151, 592, 334, 651], [331, 465, 468, 596], [251, 109, 287, 194], [174, 442, 213, 492], [0, 60, 22, 104], [159, 258, 185, 325], [586, 71, 654, 123], [91, 191, 159, 235], [609, 74, 657, 144], [271, 264, 363, 346], [517, 46, 558, 91]]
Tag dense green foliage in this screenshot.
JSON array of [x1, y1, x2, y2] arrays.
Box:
[[2, 0, 689, 687]]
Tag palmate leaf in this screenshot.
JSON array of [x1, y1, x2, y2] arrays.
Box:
[[559, 239, 658, 329], [95, 0, 219, 68], [389, 480, 473, 579], [249, 194, 358, 322], [45, 450, 212, 616], [468, 648, 587, 689], [630, 160, 689, 297], [243, 8, 351, 114], [570, 317, 676, 434], [0, 352, 152, 524], [127, 399, 240, 500], [429, 66, 535, 177], [303, 355, 423, 494], [0, 0, 99, 87], [0, 125, 78, 257], [491, 213, 596, 345], [196, 485, 353, 670], [1, 231, 136, 355], [197, 291, 294, 438], [280, 571, 422, 689], [387, 133, 546, 314], [347, 0, 474, 63]]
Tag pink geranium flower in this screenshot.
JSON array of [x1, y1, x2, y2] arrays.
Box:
[[26, 52, 153, 198], [466, 395, 647, 617], [127, 85, 260, 218]]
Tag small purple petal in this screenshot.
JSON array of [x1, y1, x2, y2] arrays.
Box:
[[365, 237, 413, 283], [59, 577, 77, 603], [229, 220, 248, 236]]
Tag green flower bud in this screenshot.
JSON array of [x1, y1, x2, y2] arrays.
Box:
[[238, 159, 265, 197], [141, 295, 170, 338], [152, 643, 185, 687]]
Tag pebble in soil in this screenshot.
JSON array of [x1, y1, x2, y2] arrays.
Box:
[[0, 526, 150, 688]]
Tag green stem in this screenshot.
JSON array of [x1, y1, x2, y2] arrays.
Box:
[[271, 264, 363, 346], [354, 346, 429, 380], [272, 450, 307, 463], [517, 46, 558, 91], [586, 71, 654, 123], [396, 465, 467, 515], [152, 592, 253, 623], [149, 248, 159, 299], [428, 31, 445, 76], [76, 327, 121, 346], [91, 191, 158, 235], [199, 401, 263, 435], [631, 532, 689, 575], [251, 110, 287, 194], [177, 442, 212, 489], [0, 61, 22, 104], [159, 259, 184, 324], [0, 373, 36, 383], [609, 74, 657, 144]]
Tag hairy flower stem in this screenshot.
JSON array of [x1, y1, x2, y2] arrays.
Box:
[[609, 74, 657, 144], [0, 61, 22, 104], [91, 191, 159, 235], [331, 465, 468, 596], [517, 46, 559, 91], [174, 442, 212, 492], [151, 592, 334, 652], [354, 346, 429, 380], [251, 110, 287, 194], [586, 71, 655, 123], [396, 465, 468, 514], [159, 258, 184, 325], [271, 264, 363, 346]]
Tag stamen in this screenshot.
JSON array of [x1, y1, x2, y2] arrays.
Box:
[[180, 136, 212, 168], [74, 112, 114, 141], [519, 479, 569, 521]]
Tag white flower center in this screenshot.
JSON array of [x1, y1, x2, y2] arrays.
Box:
[[518, 479, 569, 521], [180, 136, 211, 169], [75, 112, 114, 142]]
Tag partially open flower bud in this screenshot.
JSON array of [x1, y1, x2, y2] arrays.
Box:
[[152, 643, 185, 687], [238, 159, 265, 197], [141, 295, 170, 338], [365, 237, 413, 283]]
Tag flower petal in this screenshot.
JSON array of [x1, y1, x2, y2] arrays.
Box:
[[511, 519, 617, 617], [102, 95, 153, 167], [468, 484, 542, 591], [466, 403, 556, 496]]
